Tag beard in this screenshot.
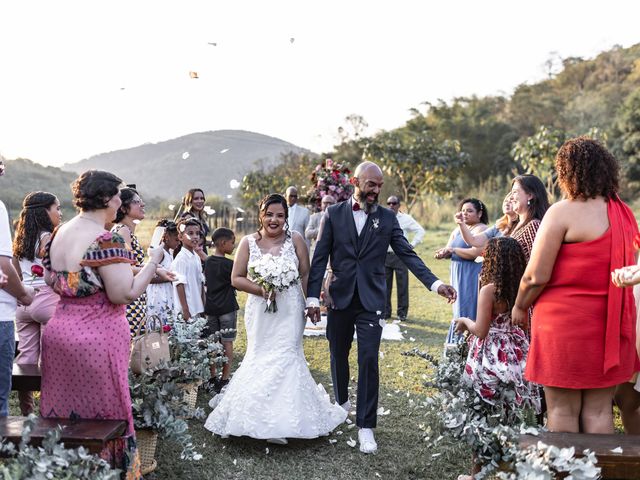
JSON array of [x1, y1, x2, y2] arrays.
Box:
[[356, 189, 378, 214]]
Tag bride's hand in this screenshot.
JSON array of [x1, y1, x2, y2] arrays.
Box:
[[261, 287, 276, 302]]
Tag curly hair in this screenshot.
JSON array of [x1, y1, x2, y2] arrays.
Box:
[[256, 193, 290, 240], [156, 218, 178, 235], [555, 136, 619, 200], [12, 192, 58, 261], [71, 170, 122, 211], [457, 197, 489, 225], [479, 237, 526, 309], [114, 187, 140, 223]]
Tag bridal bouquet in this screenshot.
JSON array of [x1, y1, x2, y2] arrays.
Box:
[[248, 254, 299, 313]]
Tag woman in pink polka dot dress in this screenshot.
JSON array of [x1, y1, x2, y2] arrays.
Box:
[[42, 171, 164, 478]]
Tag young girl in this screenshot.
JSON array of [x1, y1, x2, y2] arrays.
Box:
[[454, 237, 539, 479], [12, 192, 62, 415], [171, 218, 205, 321], [146, 219, 180, 322]]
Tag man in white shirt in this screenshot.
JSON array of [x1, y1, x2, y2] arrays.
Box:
[[285, 186, 310, 249], [0, 159, 34, 416], [384, 196, 425, 322]]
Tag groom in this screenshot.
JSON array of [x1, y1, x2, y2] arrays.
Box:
[[305, 161, 456, 454]]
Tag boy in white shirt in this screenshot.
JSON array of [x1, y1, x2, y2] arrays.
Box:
[[171, 218, 205, 320]]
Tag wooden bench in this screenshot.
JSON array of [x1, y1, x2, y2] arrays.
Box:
[[11, 363, 41, 392], [520, 432, 640, 479], [0, 416, 128, 454]]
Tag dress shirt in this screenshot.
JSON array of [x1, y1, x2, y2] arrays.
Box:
[[387, 212, 425, 253], [351, 197, 367, 235]]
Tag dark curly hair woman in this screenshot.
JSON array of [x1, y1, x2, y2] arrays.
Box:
[[11, 192, 62, 415], [454, 236, 539, 480], [514, 136, 640, 435]]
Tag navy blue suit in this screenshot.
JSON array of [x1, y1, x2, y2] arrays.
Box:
[[308, 200, 440, 427]]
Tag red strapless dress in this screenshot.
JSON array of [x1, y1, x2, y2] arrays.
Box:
[[525, 223, 640, 389]]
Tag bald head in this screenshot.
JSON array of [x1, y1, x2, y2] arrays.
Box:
[[285, 186, 298, 206], [354, 161, 383, 179], [353, 161, 383, 214]]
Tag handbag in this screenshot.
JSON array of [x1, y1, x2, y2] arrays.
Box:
[[129, 319, 170, 374]]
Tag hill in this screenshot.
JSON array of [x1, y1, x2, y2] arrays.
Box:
[[62, 130, 311, 199], [0, 158, 77, 217]]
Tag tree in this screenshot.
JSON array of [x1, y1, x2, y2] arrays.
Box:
[[511, 125, 607, 198], [363, 129, 468, 213], [614, 88, 640, 194]]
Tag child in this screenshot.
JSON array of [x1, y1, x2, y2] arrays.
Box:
[[454, 237, 539, 479], [203, 227, 238, 393], [171, 218, 205, 321], [146, 220, 180, 322]]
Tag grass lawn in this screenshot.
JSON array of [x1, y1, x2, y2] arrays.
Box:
[[149, 224, 470, 480]]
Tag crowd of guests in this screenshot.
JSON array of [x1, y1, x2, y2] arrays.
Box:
[[0, 165, 242, 477], [439, 138, 640, 479]]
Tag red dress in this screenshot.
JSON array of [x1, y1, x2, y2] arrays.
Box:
[[525, 199, 640, 389]]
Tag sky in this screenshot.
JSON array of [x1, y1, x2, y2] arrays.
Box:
[[1, 0, 639, 167]]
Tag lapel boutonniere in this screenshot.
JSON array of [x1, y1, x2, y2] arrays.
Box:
[[372, 218, 380, 230]]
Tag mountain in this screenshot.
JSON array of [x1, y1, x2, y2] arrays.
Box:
[[62, 130, 311, 200]]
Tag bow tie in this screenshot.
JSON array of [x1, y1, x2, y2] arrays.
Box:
[[352, 202, 361, 212]]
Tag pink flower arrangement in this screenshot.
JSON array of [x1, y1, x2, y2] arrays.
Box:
[[308, 158, 353, 210]]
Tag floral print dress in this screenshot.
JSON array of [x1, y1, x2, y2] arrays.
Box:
[[462, 312, 540, 411]]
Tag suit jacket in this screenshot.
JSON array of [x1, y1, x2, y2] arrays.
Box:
[[308, 200, 439, 312], [288, 204, 311, 247]]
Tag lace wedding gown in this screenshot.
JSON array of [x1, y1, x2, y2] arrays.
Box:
[[204, 235, 346, 439]]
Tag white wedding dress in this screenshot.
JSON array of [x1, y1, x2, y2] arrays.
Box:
[[204, 235, 346, 439]]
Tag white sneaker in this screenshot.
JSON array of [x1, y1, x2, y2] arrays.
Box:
[[339, 400, 351, 412], [358, 428, 377, 454], [266, 438, 288, 445]]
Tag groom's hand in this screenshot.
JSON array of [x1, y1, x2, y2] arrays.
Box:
[[305, 306, 321, 324], [437, 284, 457, 304]]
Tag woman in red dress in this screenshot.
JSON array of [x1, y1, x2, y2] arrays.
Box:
[[513, 137, 640, 433]]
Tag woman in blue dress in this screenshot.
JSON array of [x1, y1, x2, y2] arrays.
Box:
[[434, 198, 488, 345]]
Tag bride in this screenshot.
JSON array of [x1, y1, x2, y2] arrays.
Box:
[[204, 193, 346, 443]]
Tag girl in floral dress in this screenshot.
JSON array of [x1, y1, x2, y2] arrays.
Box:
[[455, 237, 539, 410], [454, 237, 539, 480]]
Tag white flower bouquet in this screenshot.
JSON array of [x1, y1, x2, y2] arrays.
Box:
[[248, 253, 299, 313]]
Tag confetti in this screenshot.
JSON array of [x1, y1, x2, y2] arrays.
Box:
[[398, 371, 404, 377], [193, 453, 203, 461], [220, 148, 230, 154], [168, 204, 175, 211], [290, 37, 295, 43], [375, 474, 381, 478], [347, 438, 356, 448], [431, 453, 442, 458], [379, 351, 385, 359], [335, 430, 343, 435], [229, 179, 241, 189], [132, 219, 141, 225], [233, 459, 237, 465], [182, 152, 190, 160], [227, 194, 233, 199], [189, 71, 199, 79], [237, 217, 244, 222], [410, 337, 416, 342], [611, 447, 623, 453], [265, 448, 269, 454], [208, 42, 217, 46], [236, 206, 245, 213], [345, 418, 353, 424], [377, 407, 390, 416], [329, 439, 337, 444]]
